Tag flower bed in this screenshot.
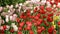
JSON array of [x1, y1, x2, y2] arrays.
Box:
[[0, 0, 60, 34]]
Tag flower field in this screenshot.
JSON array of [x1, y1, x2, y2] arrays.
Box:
[[0, 0, 60, 34]]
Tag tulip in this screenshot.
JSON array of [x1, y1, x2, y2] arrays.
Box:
[[19, 22, 24, 27], [29, 30, 34, 34], [18, 31, 22, 34]]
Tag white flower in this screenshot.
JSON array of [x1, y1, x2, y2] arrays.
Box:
[[51, 0, 54, 3], [10, 5, 13, 8], [5, 15, 9, 22], [10, 16, 13, 21], [46, 1, 51, 7], [0, 7, 3, 12], [25, 1, 31, 4], [40, 0, 46, 5], [11, 23, 18, 31], [31, 0, 40, 3], [8, 10, 10, 13], [6, 5, 9, 8], [31, 10, 33, 13], [15, 4, 18, 8], [53, 4, 56, 8], [11, 23, 15, 26], [19, 3, 23, 6], [24, 10, 26, 12], [13, 25, 18, 31], [57, 3, 60, 8]]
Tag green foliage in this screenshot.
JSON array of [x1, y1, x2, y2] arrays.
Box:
[[0, 0, 26, 6]]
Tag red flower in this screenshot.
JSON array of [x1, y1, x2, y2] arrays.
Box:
[[44, 20, 49, 26], [26, 12, 31, 16], [40, 6, 44, 10], [34, 16, 39, 20], [18, 31, 22, 34], [34, 9, 37, 13], [37, 19, 43, 25], [47, 16, 53, 22], [36, 13, 40, 17], [46, 7, 52, 12], [19, 22, 24, 27], [43, 15, 46, 18], [54, 0, 58, 5], [58, 21, 60, 25], [29, 30, 34, 34], [48, 26, 54, 34], [39, 9, 45, 14], [41, 26, 45, 31], [26, 26, 31, 30], [34, 7, 38, 13], [10, 29, 14, 33], [26, 21, 32, 27], [3, 25, 7, 30], [48, 13, 53, 17], [16, 18, 20, 23], [37, 27, 42, 34], [18, 27, 22, 31]]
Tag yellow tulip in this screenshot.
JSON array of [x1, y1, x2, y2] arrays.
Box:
[[53, 16, 59, 20], [53, 25, 56, 28]]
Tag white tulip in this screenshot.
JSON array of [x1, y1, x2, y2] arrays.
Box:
[[53, 4, 56, 8], [11, 23, 18, 31], [10, 16, 13, 21], [40, 0, 46, 5], [19, 3, 23, 6], [24, 10, 26, 12], [31, 0, 40, 3], [46, 1, 51, 7], [8, 10, 10, 13], [5, 15, 9, 22], [31, 10, 33, 13], [13, 25, 18, 31], [51, 0, 54, 3], [57, 3, 60, 7]]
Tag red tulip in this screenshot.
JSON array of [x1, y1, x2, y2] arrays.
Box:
[[26, 21, 32, 27], [41, 26, 45, 31], [3, 25, 7, 30], [36, 13, 40, 17], [34, 9, 37, 13], [16, 18, 20, 23], [48, 26, 54, 34], [46, 7, 52, 12], [26, 26, 31, 30], [29, 30, 34, 34], [19, 22, 24, 27], [43, 15, 46, 18], [40, 6, 44, 10], [48, 13, 53, 17], [34, 16, 39, 20], [37, 19, 43, 25], [10, 29, 14, 33], [47, 16, 53, 22], [39, 9, 45, 14], [44, 20, 49, 26], [18, 27, 22, 31], [34, 7, 38, 13], [18, 31, 22, 34], [26, 13, 31, 16], [58, 21, 60, 25]]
